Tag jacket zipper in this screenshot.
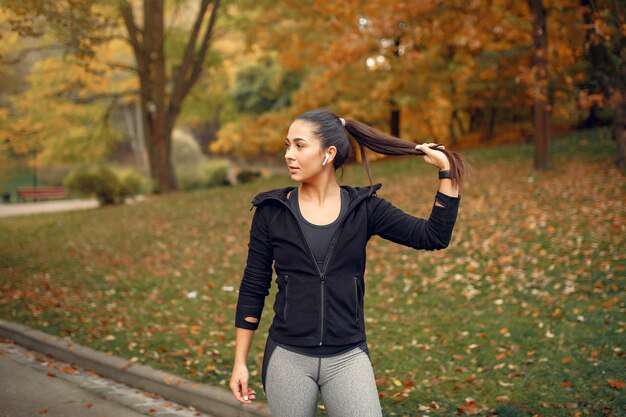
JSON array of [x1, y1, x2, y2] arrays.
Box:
[[264, 192, 361, 345], [319, 223, 344, 344], [272, 202, 325, 343]]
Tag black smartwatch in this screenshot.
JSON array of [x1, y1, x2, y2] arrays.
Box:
[[438, 169, 452, 180]]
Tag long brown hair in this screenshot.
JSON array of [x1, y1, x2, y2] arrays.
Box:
[[295, 109, 468, 196]]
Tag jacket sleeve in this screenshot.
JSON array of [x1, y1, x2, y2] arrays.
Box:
[[234, 204, 274, 330], [367, 191, 461, 251]]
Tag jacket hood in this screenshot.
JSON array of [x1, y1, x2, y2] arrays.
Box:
[[250, 182, 383, 209]]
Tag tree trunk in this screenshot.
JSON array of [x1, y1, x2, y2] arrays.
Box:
[[143, 0, 176, 193], [469, 107, 482, 132], [614, 95, 626, 170], [389, 35, 402, 138], [528, 0, 552, 170], [449, 110, 457, 145], [480, 107, 497, 143], [390, 104, 400, 138]]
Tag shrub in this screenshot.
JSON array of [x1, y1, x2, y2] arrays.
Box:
[[172, 130, 205, 167], [236, 169, 261, 184], [112, 167, 153, 198], [63, 164, 122, 205], [202, 159, 231, 187], [175, 159, 231, 191], [175, 165, 205, 191], [63, 164, 152, 205]]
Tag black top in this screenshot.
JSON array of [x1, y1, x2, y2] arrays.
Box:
[[290, 187, 348, 270]]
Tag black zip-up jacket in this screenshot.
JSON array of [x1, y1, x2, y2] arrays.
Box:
[[234, 182, 461, 347]]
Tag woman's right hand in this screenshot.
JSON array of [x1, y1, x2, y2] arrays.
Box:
[[229, 362, 256, 404]]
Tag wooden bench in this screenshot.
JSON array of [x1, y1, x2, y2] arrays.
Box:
[[17, 186, 67, 202]]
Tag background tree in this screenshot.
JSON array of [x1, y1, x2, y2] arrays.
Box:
[[211, 0, 590, 171], [528, 0, 552, 169], [1, 0, 223, 194], [1, 0, 611, 180], [118, 0, 220, 193], [581, 0, 625, 170]]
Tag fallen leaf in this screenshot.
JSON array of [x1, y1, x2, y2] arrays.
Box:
[[58, 365, 78, 374], [607, 378, 625, 390], [457, 400, 483, 415]]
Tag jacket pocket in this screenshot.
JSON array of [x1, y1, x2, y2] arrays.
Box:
[[324, 275, 363, 341], [283, 275, 289, 323], [353, 276, 360, 328], [272, 274, 318, 339]]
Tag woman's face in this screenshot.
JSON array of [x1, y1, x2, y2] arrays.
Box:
[[284, 120, 329, 182]]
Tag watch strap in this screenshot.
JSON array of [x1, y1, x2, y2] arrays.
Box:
[[438, 169, 452, 179]]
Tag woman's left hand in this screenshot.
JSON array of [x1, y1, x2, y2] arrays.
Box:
[[415, 143, 450, 170]]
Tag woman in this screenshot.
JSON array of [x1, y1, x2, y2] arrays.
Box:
[[229, 109, 465, 416]]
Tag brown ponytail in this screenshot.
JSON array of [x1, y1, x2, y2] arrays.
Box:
[[294, 109, 469, 197], [344, 118, 468, 195]]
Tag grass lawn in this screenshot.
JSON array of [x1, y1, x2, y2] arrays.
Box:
[[0, 127, 624, 416]]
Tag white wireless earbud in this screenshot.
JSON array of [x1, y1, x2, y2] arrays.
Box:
[[322, 154, 330, 166]]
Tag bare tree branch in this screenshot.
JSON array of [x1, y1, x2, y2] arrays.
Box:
[[105, 61, 139, 73], [47, 83, 139, 103], [185, 0, 220, 99], [118, 0, 145, 70], [70, 90, 139, 104], [168, 0, 211, 115]]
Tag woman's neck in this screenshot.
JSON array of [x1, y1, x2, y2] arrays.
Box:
[[298, 181, 340, 207]]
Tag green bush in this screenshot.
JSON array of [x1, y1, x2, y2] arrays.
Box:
[[202, 159, 230, 187], [175, 165, 205, 191], [113, 167, 153, 197], [63, 164, 121, 205], [175, 159, 231, 191], [172, 131, 205, 167], [236, 169, 261, 184], [63, 164, 152, 205], [169, 131, 232, 190]]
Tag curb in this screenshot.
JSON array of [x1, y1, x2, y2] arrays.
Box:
[[0, 319, 271, 417], [0, 198, 100, 217]]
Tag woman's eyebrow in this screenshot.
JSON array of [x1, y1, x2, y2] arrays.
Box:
[[285, 137, 309, 143]]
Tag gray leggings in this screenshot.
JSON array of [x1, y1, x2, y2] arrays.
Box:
[[263, 342, 383, 417]]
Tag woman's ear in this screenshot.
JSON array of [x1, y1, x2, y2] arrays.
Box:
[[327, 145, 337, 160]]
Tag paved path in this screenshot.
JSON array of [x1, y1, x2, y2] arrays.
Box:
[[0, 196, 147, 218], [0, 338, 214, 417]]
